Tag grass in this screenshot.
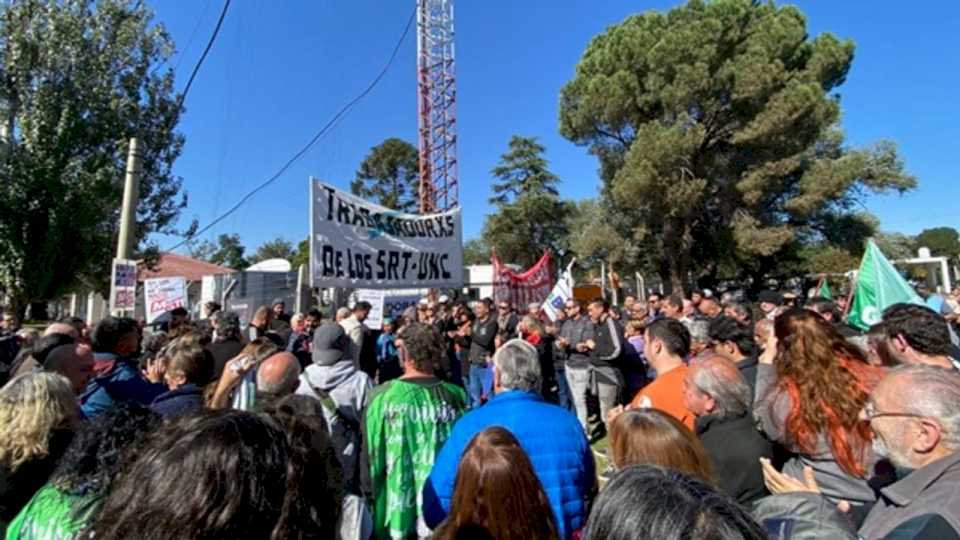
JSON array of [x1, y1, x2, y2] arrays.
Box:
[[590, 434, 611, 487]]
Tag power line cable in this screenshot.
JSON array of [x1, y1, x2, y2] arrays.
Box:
[[165, 6, 417, 252], [174, 0, 232, 121]]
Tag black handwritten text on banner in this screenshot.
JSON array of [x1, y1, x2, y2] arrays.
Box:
[[309, 179, 464, 289]]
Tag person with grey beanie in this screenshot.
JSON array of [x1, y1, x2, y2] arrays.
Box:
[[295, 322, 373, 494]]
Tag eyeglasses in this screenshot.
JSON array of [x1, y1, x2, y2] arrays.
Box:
[[498, 306, 510, 310], [862, 401, 926, 423]]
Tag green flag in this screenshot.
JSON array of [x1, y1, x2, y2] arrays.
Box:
[[818, 279, 833, 300], [847, 240, 923, 330]]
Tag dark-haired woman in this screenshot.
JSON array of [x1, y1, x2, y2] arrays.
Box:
[[6, 403, 159, 539], [432, 427, 559, 540], [585, 465, 767, 540], [754, 308, 883, 507], [608, 408, 714, 483], [258, 394, 372, 540], [84, 410, 291, 539]]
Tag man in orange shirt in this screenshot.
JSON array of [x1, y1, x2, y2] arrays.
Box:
[[609, 318, 695, 430]]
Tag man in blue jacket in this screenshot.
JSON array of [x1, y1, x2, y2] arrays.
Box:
[[422, 338, 596, 540], [80, 317, 166, 419]]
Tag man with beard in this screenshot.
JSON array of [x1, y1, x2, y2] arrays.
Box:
[[761, 364, 960, 538]]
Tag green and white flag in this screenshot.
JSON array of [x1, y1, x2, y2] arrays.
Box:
[[818, 279, 833, 300], [847, 240, 923, 330]]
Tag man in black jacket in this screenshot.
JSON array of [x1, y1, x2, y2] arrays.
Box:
[[579, 299, 623, 434], [466, 298, 498, 409], [682, 354, 772, 505], [707, 316, 760, 398]]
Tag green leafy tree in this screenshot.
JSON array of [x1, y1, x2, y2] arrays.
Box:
[[489, 136, 559, 205], [0, 0, 187, 314], [190, 234, 248, 271], [463, 238, 491, 266], [350, 138, 420, 213], [249, 237, 295, 265], [916, 227, 960, 259], [482, 136, 571, 268], [290, 238, 310, 270], [874, 231, 917, 261], [559, 0, 915, 293]]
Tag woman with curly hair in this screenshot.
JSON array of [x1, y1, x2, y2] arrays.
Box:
[[5, 403, 160, 539], [754, 308, 883, 507], [84, 410, 291, 540], [0, 372, 79, 532]]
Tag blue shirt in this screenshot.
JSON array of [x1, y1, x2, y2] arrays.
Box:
[[376, 333, 397, 364], [422, 390, 596, 540]]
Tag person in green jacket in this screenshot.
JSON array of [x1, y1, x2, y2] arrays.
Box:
[[6, 403, 159, 540], [361, 322, 467, 539]]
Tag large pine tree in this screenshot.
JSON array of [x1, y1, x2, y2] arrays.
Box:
[[482, 136, 571, 268], [350, 138, 420, 213]]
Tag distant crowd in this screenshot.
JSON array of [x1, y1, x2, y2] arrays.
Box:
[[1, 283, 960, 539]]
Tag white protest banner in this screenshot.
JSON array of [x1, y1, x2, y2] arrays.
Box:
[[543, 266, 574, 322], [144, 277, 188, 324], [310, 179, 463, 289], [354, 289, 386, 330], [109, 258, 138, 313]]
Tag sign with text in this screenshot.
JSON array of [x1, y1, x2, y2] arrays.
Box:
[[309, 179, 463, 289], [144, 277, 187, 324], [109, 258, 138, 313]]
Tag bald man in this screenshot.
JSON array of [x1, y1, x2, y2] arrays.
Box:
[[683, 355, 772, 504], [44, 343, 95, 394], [256, 352, 301, 398], [43, 322, 79, 340]]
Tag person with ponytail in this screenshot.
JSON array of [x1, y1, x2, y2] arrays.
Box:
[[754, 308, 884, 508]]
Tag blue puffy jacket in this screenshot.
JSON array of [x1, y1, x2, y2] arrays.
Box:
[[80, 355, 166, 420], [151, 383, 205, 419], [422, 390, 596, 540]]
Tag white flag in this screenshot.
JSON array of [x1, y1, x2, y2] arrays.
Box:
[[543, 268, 574, 322]]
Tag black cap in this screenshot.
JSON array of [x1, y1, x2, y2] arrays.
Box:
[[312, 323, 350, 366], [758, 291, 783, 305]]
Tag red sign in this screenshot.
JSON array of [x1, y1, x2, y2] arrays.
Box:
[[492, 251, 553, 309]]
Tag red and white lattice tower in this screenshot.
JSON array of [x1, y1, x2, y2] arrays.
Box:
[[417, 0, 458, 214]]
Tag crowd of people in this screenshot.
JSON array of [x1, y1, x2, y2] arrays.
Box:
[[1, 283, 960, 539]]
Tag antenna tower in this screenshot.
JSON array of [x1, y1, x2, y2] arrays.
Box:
[[417, 0, 458, 213]]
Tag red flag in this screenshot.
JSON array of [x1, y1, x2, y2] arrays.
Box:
[[492, 251, 553, 309]]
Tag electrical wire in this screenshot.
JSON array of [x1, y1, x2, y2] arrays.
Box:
[[165, 6, 417, 252], [174, 0, 232, 120]]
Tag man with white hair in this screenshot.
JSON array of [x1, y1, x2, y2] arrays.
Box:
[[683, 355, 772, 504], [762, 364, 960, 538], [423, 338, 596, 540]]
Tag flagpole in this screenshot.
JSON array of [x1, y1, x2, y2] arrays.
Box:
[[842, 271, 857, 320]]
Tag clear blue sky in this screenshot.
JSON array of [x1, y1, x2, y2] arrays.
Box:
[[149, 0, 960, 255]]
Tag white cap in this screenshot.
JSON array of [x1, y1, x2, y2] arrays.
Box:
[[438, 295, 450, 303], [418, 298, 430, 306]]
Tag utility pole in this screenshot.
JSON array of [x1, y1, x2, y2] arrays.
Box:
[[110, 138, 142, 318], [116, 138, 142, 260]]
